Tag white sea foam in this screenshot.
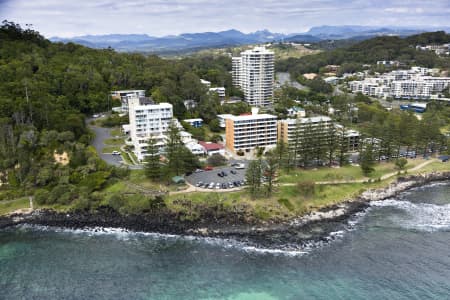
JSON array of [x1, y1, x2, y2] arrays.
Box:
[[15, 224, 310, 257], [370, 199, 450, 232]]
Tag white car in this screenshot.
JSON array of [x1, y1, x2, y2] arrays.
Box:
[[112, 151, 121, 155], [234, 163, 245, 169]]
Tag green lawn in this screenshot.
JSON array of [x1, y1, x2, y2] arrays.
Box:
[[0, 198, 30, 215], [102, 146, 121, 153], [410, 161, 450, 174], [165, 180, 389, 220], [104, 138, 125, 146], [121, 151, 133, 164], [278, 159, 426, 184], [110, 128, 124, 137]]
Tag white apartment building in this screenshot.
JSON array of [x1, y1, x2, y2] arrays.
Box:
[[128, 97, 173, 161], [217, 114, 233, 128], [225, 111, 278, 153], [349, 67, 450, 99], [232, 46, 275, 107], [111, 90, 146, 112]]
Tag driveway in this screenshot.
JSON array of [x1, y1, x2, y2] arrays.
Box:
[[277, 72, 307, 90], [87, 118, 142, 169]]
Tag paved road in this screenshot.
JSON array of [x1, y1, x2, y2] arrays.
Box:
[[277, 72, 307, 90], [87, 118, 142, 169]]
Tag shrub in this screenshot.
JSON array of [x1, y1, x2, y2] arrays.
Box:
[[278, 198, 294, 211], [49, 184, 70, 204], [297, 181, 316, 198], [107, 194, 124, 212], [207, 154, 227, 167], [34, 189, 51, 205]]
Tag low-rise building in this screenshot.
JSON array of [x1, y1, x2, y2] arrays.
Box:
[[111, 90, 146, 112], [185, 142, 206, 155], [200, 79, 211, 88], [183, 118, 203, 128], [286, 106, 306, 118], [199, 141, 225, 156], [183, 99, 197, 110], [209, 87, 226, 100]]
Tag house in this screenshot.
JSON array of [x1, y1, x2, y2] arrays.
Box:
[[209, 87, 226, 100], [185, 142, 206, 155], [200, 79, 211, 88], [179, 131, 194, 144], [199, 141, 225, 156], [324, 76, 339, 85], [183, 118, 203, 128], [184, 99, 197, 110], [303, 73, 318, 80], [286, 107, 306, 118]]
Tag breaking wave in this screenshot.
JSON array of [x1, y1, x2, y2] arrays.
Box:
[[370, 199, 450, 232]]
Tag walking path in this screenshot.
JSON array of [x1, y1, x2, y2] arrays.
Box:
[[168, 159, 437, 195]]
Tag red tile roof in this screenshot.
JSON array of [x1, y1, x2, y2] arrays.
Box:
[[198, 141, 224, 151]]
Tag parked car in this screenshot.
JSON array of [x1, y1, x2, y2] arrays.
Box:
[[222, 171, 228, 176], [111, 151, 120, 155], [215, 183, 221, 189], [234, 163, 245, 169], [195, 181, 203, 187], [230, 170, 237, 174], [217, 172, 224, 177], [204, 166, 213, 171], [208, 182, 215, 189]]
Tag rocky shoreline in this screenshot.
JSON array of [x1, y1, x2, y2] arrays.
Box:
[[1, 171, 449, 250]]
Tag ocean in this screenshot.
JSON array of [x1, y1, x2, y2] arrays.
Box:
[[1, 182, 449, 299]]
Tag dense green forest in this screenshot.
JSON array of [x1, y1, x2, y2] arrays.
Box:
[[0, 21, 237, 204], [277, 31, 450, 77]]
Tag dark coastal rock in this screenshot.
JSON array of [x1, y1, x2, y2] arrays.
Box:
[[1, 171, 449, 249]]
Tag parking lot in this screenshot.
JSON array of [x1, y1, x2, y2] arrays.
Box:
[[185, 161, 248, 190]]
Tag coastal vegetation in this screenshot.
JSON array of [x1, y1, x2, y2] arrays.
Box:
[[0, 21, 449, 222]]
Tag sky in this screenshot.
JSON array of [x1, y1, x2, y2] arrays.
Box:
[[1, 0, 450, 37]]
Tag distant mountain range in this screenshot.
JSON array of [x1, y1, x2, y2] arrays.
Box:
[[50, 26, 450, 53]]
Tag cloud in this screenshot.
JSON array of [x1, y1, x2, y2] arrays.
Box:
[[0, 0, 449, 37]]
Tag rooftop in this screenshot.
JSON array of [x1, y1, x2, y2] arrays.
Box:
[[227, 113, 277, 121], [198, 141, 224, 151]]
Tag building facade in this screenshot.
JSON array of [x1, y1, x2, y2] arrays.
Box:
[[128, 97, 173, 161], [111, 90, 146, 112], [232, 46, 275, 107], [277, 116, 333, 145], [349, 68, 450, 100], [225, 113, 278, 153]]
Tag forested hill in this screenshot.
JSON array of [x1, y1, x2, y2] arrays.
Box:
[[0, 21, 234, 194], [277, 31, 450, 76]]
